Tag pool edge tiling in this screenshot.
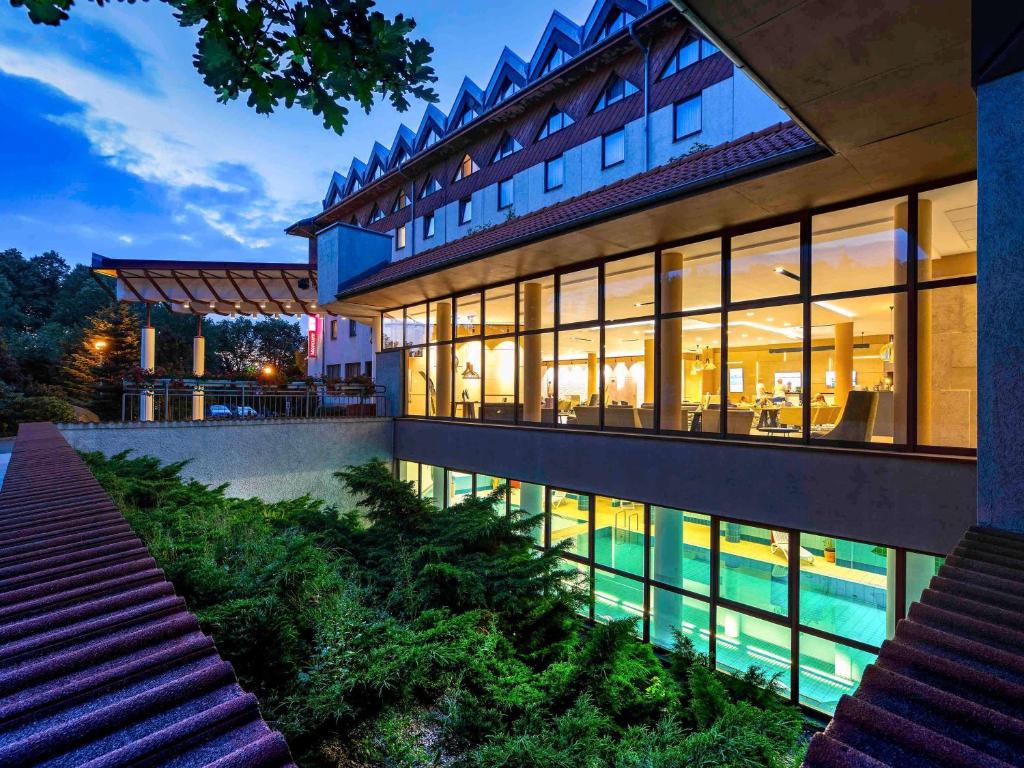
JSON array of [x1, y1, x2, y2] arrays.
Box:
[[0, 422, 295, 768]]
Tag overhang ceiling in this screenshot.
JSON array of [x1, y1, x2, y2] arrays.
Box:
[[331, 0, 975, 314]]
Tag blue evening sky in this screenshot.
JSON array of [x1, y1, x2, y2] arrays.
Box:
[[0, 0, 596, 267]]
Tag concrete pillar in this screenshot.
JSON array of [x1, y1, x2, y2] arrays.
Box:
[[978, 68, 1024, 530], [916, 201, 934, 446], [431, 465, 446, 507], [192, 317, 205, 421], [893, 203, 910, 444], [520, 481, 544, 542], [651, 506, 682, 642], [659, 251, 684, 430], [587, 352, 598, 404], [643, 334, 655, 405], [140, 306, 155, 422], [435, 302, 452, 417], [372, 313, 383, 354], [522, 282, 542, 422], [834, 321, 854, 407]]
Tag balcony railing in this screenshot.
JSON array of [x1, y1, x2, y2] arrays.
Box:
[[121, 381, 387, 423]]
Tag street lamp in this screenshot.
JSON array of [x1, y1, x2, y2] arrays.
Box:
[[262, 364, 275, 377], [93, 340, 108, 351]]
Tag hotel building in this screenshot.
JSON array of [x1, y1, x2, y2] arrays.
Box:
[[92, 0, 1024, 745]]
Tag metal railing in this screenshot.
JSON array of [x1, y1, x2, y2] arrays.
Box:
[[121, 382, 387, 423]]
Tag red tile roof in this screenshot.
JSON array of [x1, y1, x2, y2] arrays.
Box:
[[339, 121, 819, 297], [0, 423, 295, 768], [803, 525, 1024, 768]]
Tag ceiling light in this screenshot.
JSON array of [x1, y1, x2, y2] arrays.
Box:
[[814, 300, 857, 318], [746, 311, 754, 317], [774, 266, 800, 281]]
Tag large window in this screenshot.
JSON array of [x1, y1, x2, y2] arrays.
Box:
[[387, 179, 976, 456], [602, 129, 625, 168], [396, 462, 928, 715], [498, 177, 514, 210], [674, 96, 701, 141]]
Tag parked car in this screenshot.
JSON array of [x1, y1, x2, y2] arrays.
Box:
[[207, 404, 232, 419], [232, 405, 258, 418]]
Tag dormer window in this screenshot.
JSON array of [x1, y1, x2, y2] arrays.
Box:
[[492, 133, 523, 163], [418, 176, 441, 199], [660, 37, 720, 80], [540, 47, 570, 77], [593, 73, 639, 113], [393, 148, 408, 167], [327, 188, 340, 207], [496, 79, 519, 104], [422, 129, 439, 149], [538, 107, 574, 140], [370, 165, 384, 181], [455, 107, 477, 128], [453, 154, 479, 182], [350, 178, 362, 193], [597, 7, 634, 40], [392, 189, 409, 213], [369, 205, 384, 223]]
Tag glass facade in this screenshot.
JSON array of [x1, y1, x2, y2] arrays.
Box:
[[386, 179, 977, 454], [396, 460, 943, 715]]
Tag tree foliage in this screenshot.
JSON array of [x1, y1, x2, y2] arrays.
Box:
[[83, 453, 807, 767], [10, 0, 438, 135]]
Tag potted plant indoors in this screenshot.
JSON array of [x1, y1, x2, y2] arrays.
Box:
[[823, 537, 836, 563]]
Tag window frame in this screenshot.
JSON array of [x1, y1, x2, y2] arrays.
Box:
[[673, 95, 703, 142], [395, 223, 407, 250], [544, 155, 565, 192], [423, 212, 436, 239], [459, 197, 473, 226], [602, 128, 626, 169], [498, 177, 514, 210]]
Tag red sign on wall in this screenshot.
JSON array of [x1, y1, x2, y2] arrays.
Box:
[[307, 315, 319, 358]]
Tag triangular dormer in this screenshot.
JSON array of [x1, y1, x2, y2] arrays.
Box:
[[453, 153, 480, 182], [447, 76, 485, 131], [418, 175, 441, 200], [369, 205, 385, 223], [388, 124, 416, 170], [529, 11, 582, 79], [484, 47, 528, 107], [537, 106, 574, 140], [414, 105, 447, 152], [322, 171, 345, 209], [392, 188, 410, 213], [592, 72, 640, 113], [491, 133, 523, 163], [582, 0, 646, 47]]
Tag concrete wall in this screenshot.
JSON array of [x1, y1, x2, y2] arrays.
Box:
[[60, 418, 395, 511], [978, 67, 1024, 532], [395, 419, 976, 554]]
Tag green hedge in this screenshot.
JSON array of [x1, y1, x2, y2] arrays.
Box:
[[0, 393, 76, 435]]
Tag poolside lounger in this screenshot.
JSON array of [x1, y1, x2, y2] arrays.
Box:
[[770, 530, 815, 564]]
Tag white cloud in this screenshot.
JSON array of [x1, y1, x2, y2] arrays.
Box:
[[118, 234, 134, 244]]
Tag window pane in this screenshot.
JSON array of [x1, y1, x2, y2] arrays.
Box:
[[649, 507, 711, 596], [558, 329, 600, 422], [812, 197, 907, 294], [731, 223, 801, 303], [810, 295, 904, 445], [511, 480, 546, 546], [799, 634, 875, 715], [603, 130, 625, 166], [905, 552, 942, 613], [485, 285, 516, 335], [550, 488, 589, 557], [726, 303, 804, 437], [546, 156, 564, 189], [605, 253, 654, 321], [919, 180, 977, 279], [800, 534, 888, 647], [604, 321, 654, 427], [716, 606, 791, 692], [659, 312, 720, 432], [594, 569, 643, 631], [454, 340, 481, 419], [518, 331, 555, 424], [674, 96, 701, 139], [661, 238, 721, 312], [562, 558, 591, 619], [420, 463, 443, 504], [482, 336, 516, 420], [447, 470, 473, 507], [405, 348, 426, 415], [382, 311, 403, 349], [455, 293, 481, 338], [559, 267, 598, 325], [428, 343, 451, 417], [719, 522, 788, 615], [918, 283, 976, 447], [398, 461, 420, 495], [650, 587, 710, 654], [498, 178, 513, 209], [474, 474, 506, 513], [593, 496, 643, 576], [519, 275, 555, 330], [405, 304, 427, 346], [429, 301, 452, 343]]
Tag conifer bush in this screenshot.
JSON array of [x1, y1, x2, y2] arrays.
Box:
[[83, 452, 806, 767]]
